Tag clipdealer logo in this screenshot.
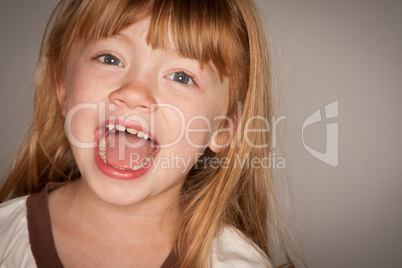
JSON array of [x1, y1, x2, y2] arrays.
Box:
[[302, 101, 339, 167], [64, 101, 339, 169]]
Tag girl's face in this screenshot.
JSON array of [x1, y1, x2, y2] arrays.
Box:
[[57, 18, 231, 206]]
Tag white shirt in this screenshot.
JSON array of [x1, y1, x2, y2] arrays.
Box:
[[0, 191, 271, 267], [0, 196, 36, 268]]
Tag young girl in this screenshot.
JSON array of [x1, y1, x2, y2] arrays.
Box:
[[0, 0, 295, 267]]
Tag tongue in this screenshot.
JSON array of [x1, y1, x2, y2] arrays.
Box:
[[105, 132, 154, 169]]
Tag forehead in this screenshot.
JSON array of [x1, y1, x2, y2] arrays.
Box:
[[74, 1, 243, 77], [70, 18, 225, 86], [63, 0, 246, 77], [107, 19, 223, 81]]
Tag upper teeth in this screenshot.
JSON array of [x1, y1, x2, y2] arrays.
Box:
[[106, 124, 151, 140], [115, 124, 125, 132], [127, 128, 137, 135]]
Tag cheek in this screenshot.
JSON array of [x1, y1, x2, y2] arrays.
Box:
[[65, 68, 102, 109], [184, 115, 215, 148], [154, 102, 213, 150], [184, 110, 224, 150], [63, 76, 101, 145], [64, 106, 98, 145]]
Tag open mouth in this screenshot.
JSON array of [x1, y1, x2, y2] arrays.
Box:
[[97, 123, 158, 171]]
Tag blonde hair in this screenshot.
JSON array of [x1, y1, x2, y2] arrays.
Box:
[[0, 0, 296, 266]]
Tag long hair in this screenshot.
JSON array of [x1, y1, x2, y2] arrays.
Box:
[[0, 0, 295, 266]]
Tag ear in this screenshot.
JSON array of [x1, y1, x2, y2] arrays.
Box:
[[55, 72, 67, 117], [208, 114, 238, 153]]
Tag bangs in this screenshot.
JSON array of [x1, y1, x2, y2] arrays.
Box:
[[147, 0, 249, 78], [72, 0, 151, 39], [72, 0, 248, 77], [53, 0, 249, 103]]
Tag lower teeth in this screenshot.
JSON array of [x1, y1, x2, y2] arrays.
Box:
[[98, 136, 156, 171]]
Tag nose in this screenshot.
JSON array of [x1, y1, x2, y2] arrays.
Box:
[[109, 80, 156, 112]]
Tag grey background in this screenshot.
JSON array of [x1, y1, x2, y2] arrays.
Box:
[[1, 0, 401, 267]]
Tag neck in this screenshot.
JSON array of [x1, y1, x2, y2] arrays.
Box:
[[51, 178, 182, 241]]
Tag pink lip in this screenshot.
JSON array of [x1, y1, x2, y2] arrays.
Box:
[[93, 119, 159, 181]]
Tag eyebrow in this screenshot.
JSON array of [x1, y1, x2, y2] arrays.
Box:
[[98, 30, 224, 83], [113, 31, 137, 48]]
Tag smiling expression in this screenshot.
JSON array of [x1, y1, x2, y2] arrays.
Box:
[[57, 18, 231, 206]]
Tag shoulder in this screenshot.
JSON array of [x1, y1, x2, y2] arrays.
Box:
[[0, 196, 36, 267], [211, 226, 273, 268], [0, 196, 28, 238]]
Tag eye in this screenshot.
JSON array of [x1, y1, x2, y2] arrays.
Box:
[[97, 54, 124, 67], [166, 72, 195, 85]]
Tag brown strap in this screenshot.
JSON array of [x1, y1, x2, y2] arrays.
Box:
[[26, 182, 178, 267], [27, 182, 65, 268], [161, 250, 178, 268]]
